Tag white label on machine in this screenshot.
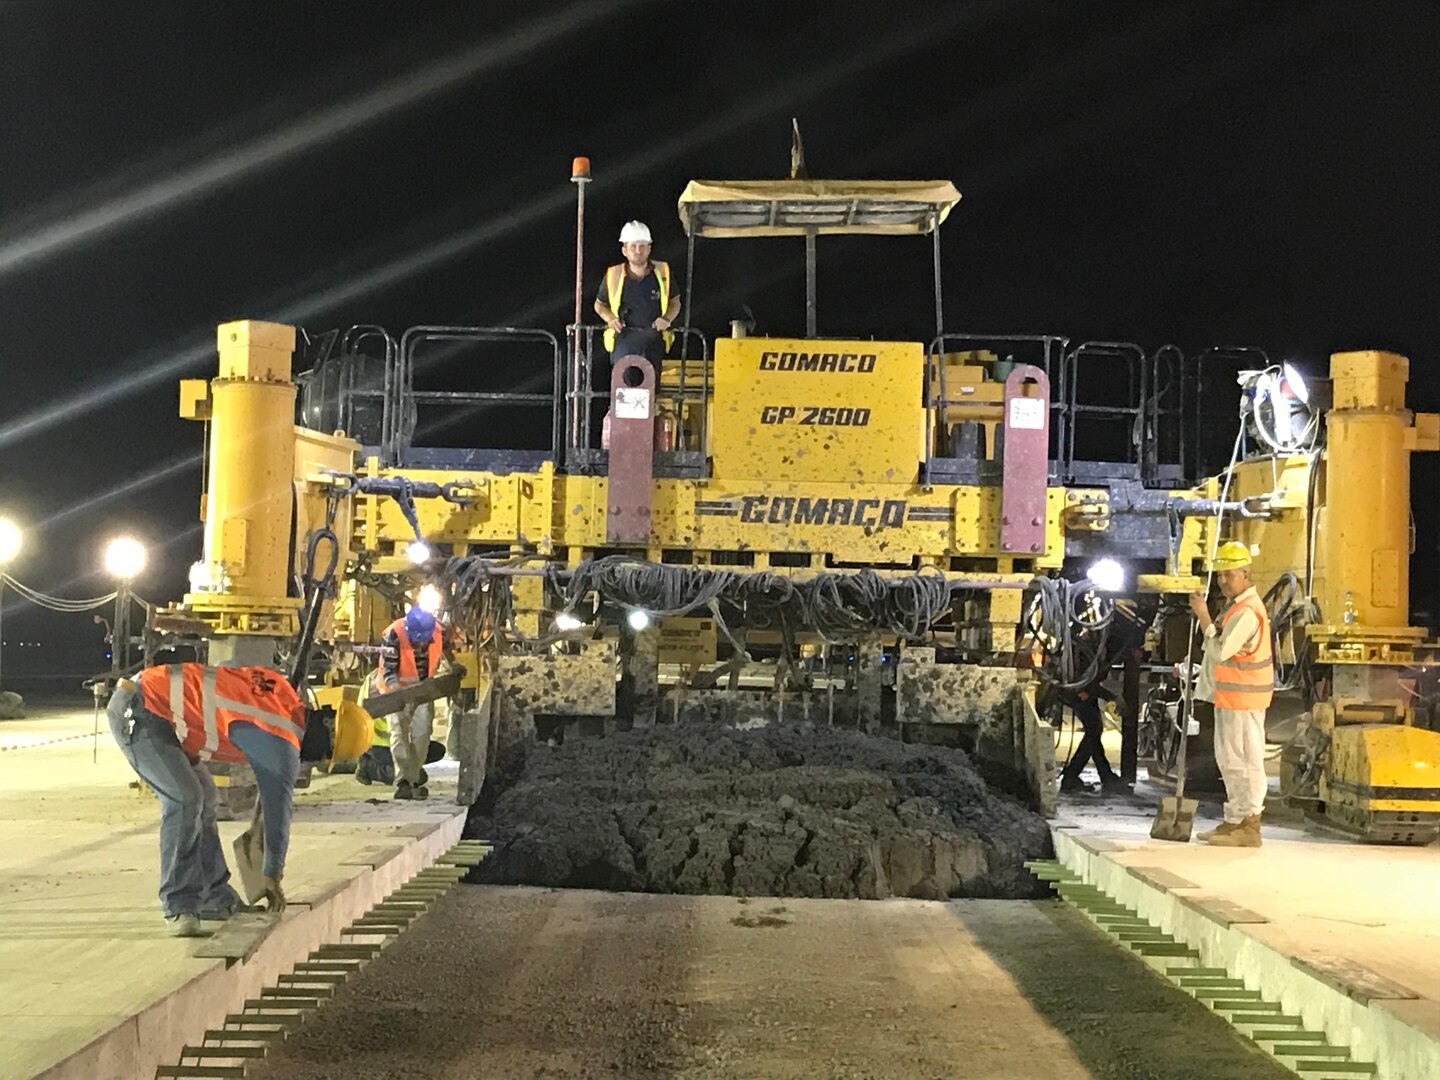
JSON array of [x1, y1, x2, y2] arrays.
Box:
[[1008, 397, 1045, 430], [614, 388, 651, 419]]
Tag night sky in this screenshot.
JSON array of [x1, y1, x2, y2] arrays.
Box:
[[1, 1, 1437, 673]]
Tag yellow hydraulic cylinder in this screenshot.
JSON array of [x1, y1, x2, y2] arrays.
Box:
[[1313, 350, 1412, 629], [198, 321, 298, 609]]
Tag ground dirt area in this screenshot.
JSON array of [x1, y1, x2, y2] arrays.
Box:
[[248, 885, 1294, 1080], [467, 721, 1053, 900]]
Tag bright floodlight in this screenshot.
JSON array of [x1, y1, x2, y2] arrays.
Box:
[[416, 583, 443, 614], [406, 539, 431, 564], [0, 518, 20, 564], [554, 611, 583, 631], [626, 609, 651, 631], [104, 536, 147, 579], [1087, 558, 1125, 593], [1281, 362, 1309, 405]]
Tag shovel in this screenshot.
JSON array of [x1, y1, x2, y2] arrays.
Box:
[[231, 801, 269, 904], [1150, 617, 1200, 842]]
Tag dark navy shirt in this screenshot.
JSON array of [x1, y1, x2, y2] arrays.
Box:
[[597, 265, 663, 330]]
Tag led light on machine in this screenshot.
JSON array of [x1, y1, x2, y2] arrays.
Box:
[[406, 539, 431, 565], [554, 611, 584, 631], [1086, 558, 1125, 592], [627, 609, 651, 631], [1280, 362, 1309, 404], [416, 583, 443, 615]]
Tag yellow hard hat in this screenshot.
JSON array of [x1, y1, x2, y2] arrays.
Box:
[[332, 700, 375, 762], [1209, 541, 1253, 571]]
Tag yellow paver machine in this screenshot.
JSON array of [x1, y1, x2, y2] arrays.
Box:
[[158, 167, 1440, 841]]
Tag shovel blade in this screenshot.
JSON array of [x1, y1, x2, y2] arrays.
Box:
[[1149, 796, 1198, 842]]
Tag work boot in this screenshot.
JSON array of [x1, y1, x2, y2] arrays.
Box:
[[1197, 819, 1239, 842], [412, 784, 430, 800], [166, 912, 205, 938], [355, 755, 374, 786], [1099, 776, 1134, 796], [1206, 815, 1262, 847], [1059, 774, 1094, 794], [394, 780, 414, 801]]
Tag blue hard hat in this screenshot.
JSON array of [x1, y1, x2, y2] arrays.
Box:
[[405, 607, 437, 641]]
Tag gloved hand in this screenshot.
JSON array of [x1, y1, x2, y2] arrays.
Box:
[[261, 875, 286, 914]]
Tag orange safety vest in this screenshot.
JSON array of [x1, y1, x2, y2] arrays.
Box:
[[1212, 591, 1274, 711], [376, 617, 444, 692], [603, 260, 673, 353], [138, 664, 305, 764]]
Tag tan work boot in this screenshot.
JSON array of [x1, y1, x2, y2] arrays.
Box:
[[1197, 819, 1239, 842], [1206, 814, 1261, 847]]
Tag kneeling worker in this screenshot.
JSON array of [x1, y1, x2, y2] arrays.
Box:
[[1189, 541, 1274, 847], [108, 662, 363, 936]]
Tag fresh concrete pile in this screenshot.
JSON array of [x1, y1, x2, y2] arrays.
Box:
[[468, 720, 1053, 900]]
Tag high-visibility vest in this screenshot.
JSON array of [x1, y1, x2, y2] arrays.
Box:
[[138, 664, 305, 764], [376, 618, 443, 693], [603, 261, 673, 353], [1212, 591, 1274, 711]]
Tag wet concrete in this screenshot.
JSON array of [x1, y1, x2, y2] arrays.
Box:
[[466, 721, 1054, 900]]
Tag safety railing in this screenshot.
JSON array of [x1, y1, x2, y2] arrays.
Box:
[[924, 333, 1068, 475], [391, 325, 564, 469], [564, 323, 710, 476]]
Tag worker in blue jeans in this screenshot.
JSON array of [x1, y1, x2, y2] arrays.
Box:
[[107, 663, 341, 936]]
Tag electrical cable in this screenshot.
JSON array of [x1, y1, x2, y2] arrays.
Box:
[[1, 573, 118, 611]]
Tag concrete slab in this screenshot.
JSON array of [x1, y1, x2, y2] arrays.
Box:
[[0, 706, 467, 1080], [1052, 786, 1440, 1080]]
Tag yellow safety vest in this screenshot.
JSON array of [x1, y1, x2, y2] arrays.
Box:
[[604, 261, 673, 353]]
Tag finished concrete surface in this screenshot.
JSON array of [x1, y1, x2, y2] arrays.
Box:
[[0, 704, 465, 1080], [249, 886, 1295, 1080], [1053, 791, 1440, 1080]]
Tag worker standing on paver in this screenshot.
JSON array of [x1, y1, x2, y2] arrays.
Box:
[[593, 220, 681, 365], [374, 607, 448, 801], [107, 663, 346, 936], [1189, 542, 1274, 847]]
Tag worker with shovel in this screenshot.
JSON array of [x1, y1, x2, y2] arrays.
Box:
[[373, 606, 451, 800], [107, 663, 369, 936], [1188, 542, 1274, 847]]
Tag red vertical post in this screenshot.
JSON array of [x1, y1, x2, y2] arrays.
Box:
[[606, 357, 657, 544], [1000, 365, 1050, 555]]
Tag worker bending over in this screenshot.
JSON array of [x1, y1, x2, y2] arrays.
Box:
[[375, 606, 449, 800], [593, 220, 680, 366], [1188, 542, 1274, 847], [107, 663, 345, 937]]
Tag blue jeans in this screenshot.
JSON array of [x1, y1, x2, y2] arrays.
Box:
[[108, 686, 242, 918]]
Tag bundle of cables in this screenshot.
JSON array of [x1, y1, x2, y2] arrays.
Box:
[[1024, 576, 1115, 691], [1263, 569, 1318, 693], [434, 553, 958, 650]]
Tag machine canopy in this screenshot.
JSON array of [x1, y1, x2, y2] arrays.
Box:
[[677, 179, 961, 238]]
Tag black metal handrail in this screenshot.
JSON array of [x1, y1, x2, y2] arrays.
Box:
[[396, 325, 563, 465], [925, 333, 1069, 463], [564, 324, 710, 471]]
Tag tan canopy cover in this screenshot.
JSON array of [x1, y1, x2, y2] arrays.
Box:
[[677, 179, 961, 238]]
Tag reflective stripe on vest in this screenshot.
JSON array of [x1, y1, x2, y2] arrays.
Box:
[[1212, 593, 1274, 710], [376, 618, 444, 692], [138, 664, 304, 763], [603, 261, 673, 353]]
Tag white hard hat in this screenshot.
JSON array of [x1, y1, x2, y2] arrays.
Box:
[[619, 220, 652, 244]]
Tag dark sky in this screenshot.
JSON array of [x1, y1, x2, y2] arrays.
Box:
[[1, 0, 1438, 661]]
